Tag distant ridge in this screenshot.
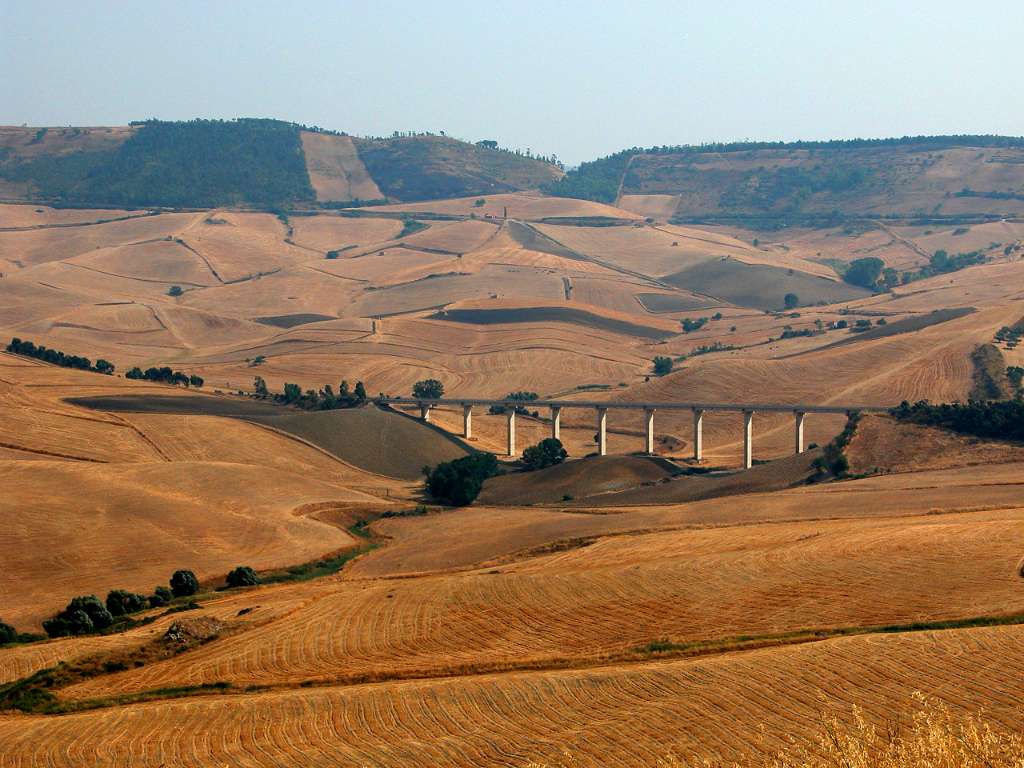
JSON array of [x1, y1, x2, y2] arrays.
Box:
[[0, 119, 562, 208], [543, 135, 1024, 224]]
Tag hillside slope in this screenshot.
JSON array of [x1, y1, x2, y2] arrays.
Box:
[[544, 137, 1024, 223], [0, 121, 561, 207]]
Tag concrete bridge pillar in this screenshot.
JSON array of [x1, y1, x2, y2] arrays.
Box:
[[463, 404, 473, 439], [743, 410, 754, 469], [507, 409, 517, 457], [596, 407, 608, 456], [794, 411, 806, 454], [644, 409, 656, 454], [692, 409, 704, 462], [551, 406, 561, 441], [420, 404, 431, 423]]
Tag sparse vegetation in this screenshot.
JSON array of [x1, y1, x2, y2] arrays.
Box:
[[681, 317, 709, 333], [1, 118, 315, 207], [811, 411, 861, 478]]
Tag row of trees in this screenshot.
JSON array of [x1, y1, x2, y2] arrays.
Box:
[[40, 564, 263, 639], [254, 376, 367, 409], [6, 338, 114, 375], [42, 569, 200, 638], [126, 366, 203, 387], [844, 250, 988, 292], [890, 400, 1024, 441]]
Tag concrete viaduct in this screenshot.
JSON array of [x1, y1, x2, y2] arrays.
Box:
[[382, 397, 891, 469]]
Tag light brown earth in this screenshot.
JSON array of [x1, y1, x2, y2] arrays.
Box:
[[2, 192, 1024, 764]]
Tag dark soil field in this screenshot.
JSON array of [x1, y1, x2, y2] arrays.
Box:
[[67, 395, 471, 479], [478, 455, 681, 506], [664, 258, 868, 310], [554, 449, 823, 507], [254, 313, 338, 328], [796, 307, 976, 354], [433, 306, 676, 340]]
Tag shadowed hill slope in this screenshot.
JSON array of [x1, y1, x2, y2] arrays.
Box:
[[68, 395, 472, 479]]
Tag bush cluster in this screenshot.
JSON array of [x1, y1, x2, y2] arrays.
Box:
[[522, 438, 568, 471], [126, 366, 203, 387], [424, 453, 499, 506]]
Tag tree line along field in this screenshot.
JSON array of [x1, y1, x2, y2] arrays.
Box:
[[2, 179, 1024, 763]]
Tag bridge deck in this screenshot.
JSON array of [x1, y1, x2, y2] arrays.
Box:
[[381, 397, 890, 415]]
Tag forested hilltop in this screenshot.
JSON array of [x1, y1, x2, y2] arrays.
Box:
[[543, 135, 1024, 224], [0, 120, 561, 208]]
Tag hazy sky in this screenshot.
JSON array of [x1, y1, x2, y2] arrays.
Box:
[[3, 0, 1022, 165]]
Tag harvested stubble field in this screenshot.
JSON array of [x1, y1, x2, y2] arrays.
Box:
[[3, 624, 1024, 766], [4, 191, 1024, 763]]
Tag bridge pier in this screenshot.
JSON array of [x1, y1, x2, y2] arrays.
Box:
[[463, 404, 473, 439], [743, 410, 754, 469], [551, 406, 561, 441], [420, 404, 431, 423], [507, 409, 516, 457], [794, 411, 805, 454], [596, 407, 607, 456], [644, 408, 656, 454], [692, 408, 704, 462]]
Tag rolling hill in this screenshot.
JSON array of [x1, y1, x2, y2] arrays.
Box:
[[544, 136, 1024, 224], [0, 120, 562, 208]]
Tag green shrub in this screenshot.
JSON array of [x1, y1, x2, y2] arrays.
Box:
[[425, 453, 499, 506], [652, 356, 673, 376], [170, 570, 199, 598], [225, 566, 260, 589], [42, 595, 114, 638], [105, 589, 148, 617], [148, 586, 173, 608], [0, 621, 17, 644], [412, 378, 444, 399], [522, 438, 568, 470]]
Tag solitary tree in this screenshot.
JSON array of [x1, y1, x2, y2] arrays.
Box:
[[0, 620, 17, 644], [783, 293, 800, 310], [168, 285, 184, 297], [522, 438, 568, 470], [844, 257, 884, 290], [170, 569, 199, 598], [225, 566, 260, 588], [653, 356, 673, 376], [412, 379, 444, 399]]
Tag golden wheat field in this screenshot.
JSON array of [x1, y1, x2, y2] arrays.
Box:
[[2, 189, 1024, 765]]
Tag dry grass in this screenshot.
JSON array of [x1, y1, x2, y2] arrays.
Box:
[[530, 697, 1024, 767]]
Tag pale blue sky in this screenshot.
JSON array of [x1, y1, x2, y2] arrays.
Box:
[[2, 0, 1022, 164]]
